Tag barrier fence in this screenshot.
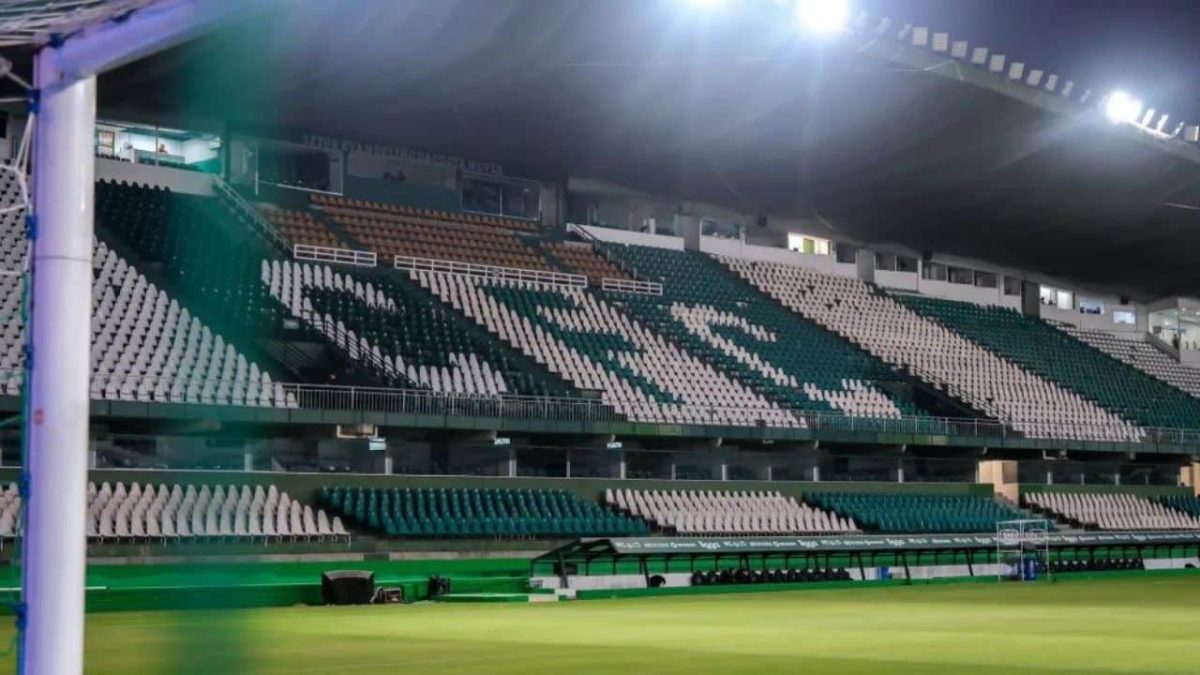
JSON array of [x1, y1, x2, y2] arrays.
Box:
[[601, 277, 664, 296], [3, 371, 1200, 447], [393, 255, 588, 288], [293, 243, 377, 268]]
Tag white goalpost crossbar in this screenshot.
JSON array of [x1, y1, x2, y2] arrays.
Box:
[[13, 2, 273, 673]]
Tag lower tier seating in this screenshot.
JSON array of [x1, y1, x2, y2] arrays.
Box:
[[321, 486, 647, 538], [1060, 326, 1200, 400], [261, 206, 344, 249], [538, 240, 629, 282], [806, 493, 1028, 533], [721, 256, 1141, 442], [1024, 491, 1200, 530], [0, 481, 346, 540], [415, 270, 797, 426], [606, 488, 857, 534], [1158, 494, 1200, 518]]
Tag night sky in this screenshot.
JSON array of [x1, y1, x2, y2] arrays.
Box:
[[860, 0, 1200, 122]]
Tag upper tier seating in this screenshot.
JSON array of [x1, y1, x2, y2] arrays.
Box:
[[321, 486, 646, 538], [807, 493, 1029, 534], [1060, 326, 1200, 399], [0, 481, 347, 540], [899, 296, 1200, 431], [539, 241, 629, 282], [1024, 491, 1200, 531], [0, 180, 288, 406], [606, 488, 857, 534], [313, 195, 537, 232], [415, 270, 796, 426], [261, 206, 344, 249], [722, 257, 1141, 442], [313, 196, 548, 270], [264, 259, 566, 396], [607, 246, 926, 422]]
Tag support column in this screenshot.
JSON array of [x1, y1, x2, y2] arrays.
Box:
[[243, 450, 254, 472], [23, 51, 96, 675], [765, 465, 773, 482], [812, 465, 820, 482], [382, 454, 393, 475], [617, 450, 626, 480], [564, 449, 572, 479], [506, 446, 516, 478], [1182, 462, 1199, 498]]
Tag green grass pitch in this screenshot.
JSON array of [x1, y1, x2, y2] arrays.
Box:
[[3, 574, 1198, 674]]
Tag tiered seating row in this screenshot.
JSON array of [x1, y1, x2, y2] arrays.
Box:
[[606, 488, 857, 534], [807, 493, 1029, 533], [318, 203, 549, 271], [539, 240, 629, 282], [261, 206, 343, 250], [415, 270, 796, 426], [1024, 491, 1200, 531], [722, 256, 1141, 442], [900, 295, 1200, 432], [322, 486, 647, 538], [1060, 326, 1200, 400], [311, 193, 537, 232], [0, 482, 347, 540]]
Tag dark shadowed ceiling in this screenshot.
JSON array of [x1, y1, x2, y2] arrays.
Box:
[[58, 0, 1200, 298]]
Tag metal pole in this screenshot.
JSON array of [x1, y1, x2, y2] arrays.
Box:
[[22, 48, 96, 675]]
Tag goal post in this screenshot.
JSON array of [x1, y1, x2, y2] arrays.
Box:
[[996, 519, 1052, 582]]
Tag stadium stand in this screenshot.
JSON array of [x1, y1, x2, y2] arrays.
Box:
[[606, 488, 857, 534], [0, 481, 347, 540], [0, 178, 289, 406], [1059, 326, 1200, 399], [1024, 491, 1200, 531], [321, 486, 647, 538], [311, 195, 548, 270], [261, 206, 345, 249], [413, 270, 795, 425], [602, 245, 926, 422], [1157, 494, 1200, 518], [806, 493, 1030, 533], [264, 258, 568, 396], [720, 256, 1142, 442], [537, 240, 629, 282], [899, 295, 1200, 431]]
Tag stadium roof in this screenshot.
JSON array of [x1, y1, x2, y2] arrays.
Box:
[[74, 0, 1200, 299]]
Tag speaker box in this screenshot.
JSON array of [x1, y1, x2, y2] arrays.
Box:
[[321, 570, 376, 605]]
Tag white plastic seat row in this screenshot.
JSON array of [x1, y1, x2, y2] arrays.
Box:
[[1025, 491, 1200, 531], [1062, 326, 1200, 400], [605, 488, 857, 534], [1, 481, 349, 541]]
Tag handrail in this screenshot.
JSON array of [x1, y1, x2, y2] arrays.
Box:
[[567, 223, 644, 280], [293, 243, 377, 268], [212, 176, 291, 252], [601, 277, 663, 296], [394, 255, 587, 288]]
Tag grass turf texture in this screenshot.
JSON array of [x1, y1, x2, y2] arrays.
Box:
[[1, 574, 1197, 674]]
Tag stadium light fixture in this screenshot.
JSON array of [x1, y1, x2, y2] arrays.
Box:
[[1104, 91, 1142, 124], [794, 0, 850, 35]]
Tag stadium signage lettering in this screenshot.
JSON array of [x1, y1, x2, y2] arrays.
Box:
[[300, 134, 504, 174], [609, 532, 1200, 554]]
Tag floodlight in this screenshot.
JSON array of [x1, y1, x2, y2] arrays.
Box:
[[1104, 91, 1142, 124], [795, 0, 849, 34]]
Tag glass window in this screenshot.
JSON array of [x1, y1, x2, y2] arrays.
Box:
[[896, 255, 918, 273], [947, 266, 973, 285], [787, 233, 831, 255], [1113, 310, 1136, 325], [922, 262, 947, 281], [974, 271, 997, 288], [1056, 289, 1074, 311], [1039, 285, 1055, 305], [1003, 276, 1022, 296], [835, 244, 857, 264], [1079, 300, 1104, 315], [874, 252, 896, 271]]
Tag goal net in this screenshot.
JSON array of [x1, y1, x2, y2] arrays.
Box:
[[996, 519, 1052, 582]]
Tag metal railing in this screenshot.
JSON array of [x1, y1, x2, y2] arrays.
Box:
[[293, 243, 377, 268], [393, 255, 588, 288], [212, 176, 291, 253], [279, 383, 620, 422], [601, 277, 663, 296]]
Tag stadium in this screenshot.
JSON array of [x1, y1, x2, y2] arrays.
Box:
[[0, 0, 1198, 672]]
